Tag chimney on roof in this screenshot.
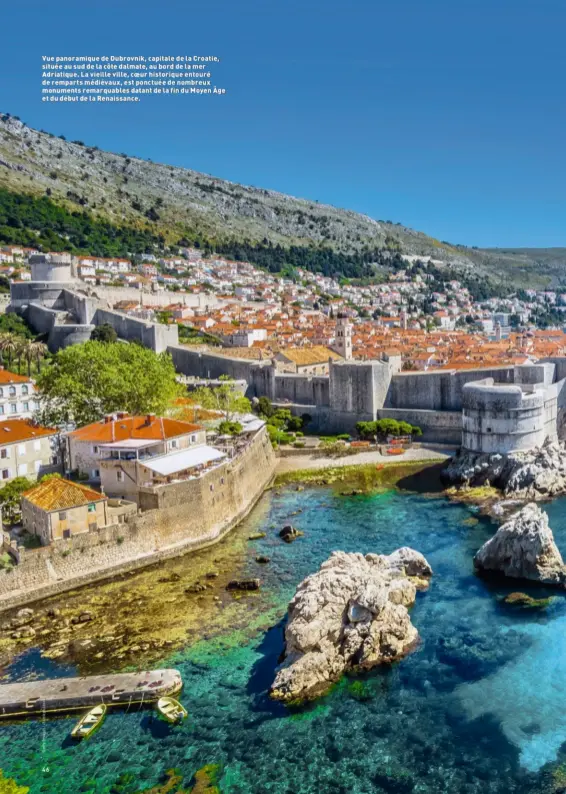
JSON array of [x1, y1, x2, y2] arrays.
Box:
[[146, 413, 156, 425], [103, 414, 115, 424], [116, 411, 128, 419]]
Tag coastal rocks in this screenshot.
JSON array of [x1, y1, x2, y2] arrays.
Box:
[[279, 525, 303, 543], [255, 556, 270, 564], [11, 625, 36, 640], [474, 503, 566, 586], [71, 611, 94, 624], [443, 439, 566, 500], [185, 582, 209, 594], [270, 548, 432, 703], [226, 578, 260, 591], [7, 608, 35, 629]]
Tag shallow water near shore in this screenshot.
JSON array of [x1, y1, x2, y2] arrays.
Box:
[[2, 486, 566, 793]]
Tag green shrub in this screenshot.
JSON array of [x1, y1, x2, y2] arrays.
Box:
[[218, 420, 242, 436], [355, 419, 422, 440]]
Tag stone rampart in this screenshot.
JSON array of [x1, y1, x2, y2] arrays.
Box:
[[0, 428, 276, 612], [94, 308, 178, 352], [274, 373, 330, 405]]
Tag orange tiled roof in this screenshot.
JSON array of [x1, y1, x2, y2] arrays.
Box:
[[0, 419, 56, 443], [277, 346, 342, 366], [0, 369, 32, 385], [23, 478, 105, 511], [69, 414, 202, 443]]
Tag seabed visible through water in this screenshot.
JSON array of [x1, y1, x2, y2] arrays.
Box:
[[2, 476, 566, 793]]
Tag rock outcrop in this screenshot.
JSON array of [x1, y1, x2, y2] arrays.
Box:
[[279, 525, 303, 543], [443, 439, 566, 500], [270, 548, 432, 703], [473, 503, 566, 586]]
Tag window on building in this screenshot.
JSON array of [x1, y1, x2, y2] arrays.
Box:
[[23, 402, 29, 412], [10, 404, 17, 414], [1, 469, 9, 480], [59, 512, 67, 520], [170, 439, 178, 449], [117, 470, 124, 482], [0, 448, 8, 459], [34, 460, 41, 473], [190, 434, 196, 444], [18, 463, 27, 476], [22, 386, 28, 395], [0, 406, 4, 416], [88, 504, 96, 513], [92, 446, 99, 454], [33, 439, 41, 451], [0, 388, 4, 398], [8, 387, 16, 397], [18, 444, 25, 455]]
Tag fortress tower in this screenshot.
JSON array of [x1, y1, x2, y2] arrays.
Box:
[[334, 314, 353, 360]]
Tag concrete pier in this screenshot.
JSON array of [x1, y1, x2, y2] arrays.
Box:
[[0, 668, 182, 718]]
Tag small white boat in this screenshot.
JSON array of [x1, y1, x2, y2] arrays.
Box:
[[71, 704, 107, 739], [156, 696, 188, 724]]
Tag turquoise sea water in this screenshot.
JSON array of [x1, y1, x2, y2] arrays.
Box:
[[2, 487, 566, 793]]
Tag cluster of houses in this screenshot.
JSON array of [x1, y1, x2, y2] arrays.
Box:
[[2, 409, 260, 547]]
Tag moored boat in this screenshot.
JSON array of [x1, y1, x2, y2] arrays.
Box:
[[71, 704, 107, 739], [156, 696, 188, 724]]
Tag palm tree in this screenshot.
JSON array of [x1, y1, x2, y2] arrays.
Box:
[[30, 341, 48, 374], [14, 339, 28, 375], [21, 340, 35, 378], [0, 334, 20, 371]]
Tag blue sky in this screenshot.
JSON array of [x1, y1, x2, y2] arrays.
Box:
[[1, 0, 565, 248]]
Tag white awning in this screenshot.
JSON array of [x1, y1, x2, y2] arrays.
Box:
[[241, 418, 265, 433], [99, 439, 161, 450], [141, 445, 226, 476]]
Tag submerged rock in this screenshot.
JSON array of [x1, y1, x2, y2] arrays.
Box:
[[270, 548, 432, 703], [502, 592, 554, 609], [226, 578, 260, 591], [474, 503, 566, 586]]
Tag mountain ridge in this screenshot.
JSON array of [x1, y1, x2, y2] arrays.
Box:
[[0, 112, 564, 290]]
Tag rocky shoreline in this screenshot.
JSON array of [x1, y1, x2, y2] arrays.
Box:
[[443, 439, 566, 501]]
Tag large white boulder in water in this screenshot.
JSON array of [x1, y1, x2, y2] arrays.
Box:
[[269, 548, 432, 703], [474, 502, 566, 586]]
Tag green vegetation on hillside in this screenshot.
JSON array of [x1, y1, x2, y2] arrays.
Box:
[[0, 187, 524, 293], [0, 188, 164, 257], [209, 239, 400, 279]]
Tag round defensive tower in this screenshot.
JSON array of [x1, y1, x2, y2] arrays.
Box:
[[29, 253, 73, 282], [462, 379, 549, 454]]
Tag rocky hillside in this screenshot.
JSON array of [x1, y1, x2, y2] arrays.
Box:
[[0, 113, 564, 288], [0, 115, 468, 256]]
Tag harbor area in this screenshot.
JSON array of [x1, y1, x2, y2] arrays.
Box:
[[0, 667, 182, 718]]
